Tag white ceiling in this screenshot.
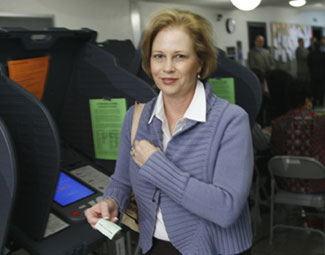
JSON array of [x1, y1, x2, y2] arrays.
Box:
[[140, 0, 325, 11]]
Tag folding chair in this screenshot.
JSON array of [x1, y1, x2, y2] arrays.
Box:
[[210, 49, 262, 127], [268, 155, 325, 254]]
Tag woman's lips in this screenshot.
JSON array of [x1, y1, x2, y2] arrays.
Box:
[[161, 78, 177, 85]]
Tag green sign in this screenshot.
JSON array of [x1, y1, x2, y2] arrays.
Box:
[[89, 98, 127, 160], [208, 78, 235, 104]]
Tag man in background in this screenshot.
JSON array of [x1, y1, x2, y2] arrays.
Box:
[[308, 36, 318, 52], [295, 37, 309, 83], [308, 41, 325, 107], [248, 35, 275, 74]]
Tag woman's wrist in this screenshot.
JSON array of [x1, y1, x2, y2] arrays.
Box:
[[106, 197, 119, 210]]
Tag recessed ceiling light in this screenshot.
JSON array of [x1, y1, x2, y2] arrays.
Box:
[[289, 0, 306, 7], [231, 0, 262, 11]]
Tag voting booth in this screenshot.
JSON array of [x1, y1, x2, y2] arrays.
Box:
[[0, 27, 156, 255], [210, 49, 262, 127], [0, 117, 17, 255]]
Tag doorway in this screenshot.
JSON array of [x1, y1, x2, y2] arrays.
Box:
[[248, 22, 267, 50], [312, 26, 323, 41]]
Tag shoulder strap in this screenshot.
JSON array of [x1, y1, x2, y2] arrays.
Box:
[[131, 101, 145, 145]]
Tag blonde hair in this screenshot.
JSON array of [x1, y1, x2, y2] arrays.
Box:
[[140, 8, 217, 80]]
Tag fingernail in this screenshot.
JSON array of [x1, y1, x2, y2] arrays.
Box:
[[103, 216, 109, 220]]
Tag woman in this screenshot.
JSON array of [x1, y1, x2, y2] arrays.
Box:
[[85, 9, 253, 255], [271, 79, 325, 193]]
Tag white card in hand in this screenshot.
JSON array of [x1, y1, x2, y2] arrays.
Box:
[[95, 219, 122, 240]]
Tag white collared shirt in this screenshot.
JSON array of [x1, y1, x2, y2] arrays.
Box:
[[148, 80, 206, 241]]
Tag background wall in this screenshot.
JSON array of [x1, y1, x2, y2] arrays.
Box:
[[0, 0, 133, 42], [137, 1, 325, 61], [0, 0, 324, 62]]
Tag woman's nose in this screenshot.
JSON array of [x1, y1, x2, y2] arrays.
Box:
[[163, 58, 175, 73]]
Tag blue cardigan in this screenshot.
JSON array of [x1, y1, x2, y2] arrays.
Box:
[[104, 83, 254, 255]]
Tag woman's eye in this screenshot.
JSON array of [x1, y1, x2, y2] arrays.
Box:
[[153, 54, 163, 59], [176, 54, 185, 59]]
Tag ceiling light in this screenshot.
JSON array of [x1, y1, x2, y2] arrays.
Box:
[[289, 0, 306, 7], [230, 0, 262, 11]]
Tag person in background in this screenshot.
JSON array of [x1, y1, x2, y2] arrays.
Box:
[[307, 36, 318, 52], [320, 36, 325, 52], [85, 8, 253, 255], [250, 68, 272, 188], [248, 35, 275, 75], [265, 69, 293, 121], [295, 38, 310, 83], [251, 68, 272, 127], [271, 79, 325, 193], [307, 42, 325, 107]]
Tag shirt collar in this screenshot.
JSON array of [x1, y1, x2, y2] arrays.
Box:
[[148, 80, 206, 124]]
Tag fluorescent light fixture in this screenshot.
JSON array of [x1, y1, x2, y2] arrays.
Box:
[[289, 0, 306, 7], [231, 0, 262, 11]]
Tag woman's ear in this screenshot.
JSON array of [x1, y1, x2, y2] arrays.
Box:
[[197, 59, 203, 76]]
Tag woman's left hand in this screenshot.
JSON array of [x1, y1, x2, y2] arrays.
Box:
[[131, 140, 160, 167]]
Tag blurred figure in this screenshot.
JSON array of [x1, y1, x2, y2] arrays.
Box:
[[266, 69, 293, 120], [251, 68, 272, 127], [271, 79, 325, 193], [295, 38, 309, 83], [307, 42, 325, 106], [307, 36, 318, 52], [320, 36, 325, 52], [248, 35, 275, 74]]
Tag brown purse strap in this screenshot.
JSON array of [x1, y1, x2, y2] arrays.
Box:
[[131, 101, 145, 145]]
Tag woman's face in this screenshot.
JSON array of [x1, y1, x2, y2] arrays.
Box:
[[150, 26, 202, 100]]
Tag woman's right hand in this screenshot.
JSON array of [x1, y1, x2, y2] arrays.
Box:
[[84, 198, 119, 229]]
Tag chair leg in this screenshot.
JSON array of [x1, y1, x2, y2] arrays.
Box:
[[269, 204, 274, 244], [323, 220, 325, 255], [255, 174, 262, 223], [269, 180, 275, 244], [252, 172, 260, 235], [252, 164, 266, 236]]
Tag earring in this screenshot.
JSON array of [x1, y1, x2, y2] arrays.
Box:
[[197, 73, 201, 79]]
